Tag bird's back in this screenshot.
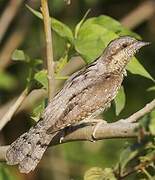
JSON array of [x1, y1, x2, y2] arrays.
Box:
[[42, 60, 124, 133]]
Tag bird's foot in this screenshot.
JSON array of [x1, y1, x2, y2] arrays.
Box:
[[77, 118, 107, 142], [60, 136, 64, 143], [91, 119, 107, 140], [59, 124, 71, 143]]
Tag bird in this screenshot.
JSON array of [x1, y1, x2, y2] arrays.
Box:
[[6, 36, 149, 173]]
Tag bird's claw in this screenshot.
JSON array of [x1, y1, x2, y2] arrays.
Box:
[[60, 136, 64, 143], [92, 119, 107, 140]]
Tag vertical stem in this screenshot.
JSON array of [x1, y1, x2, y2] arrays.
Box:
[[41, 0, 55, 101]]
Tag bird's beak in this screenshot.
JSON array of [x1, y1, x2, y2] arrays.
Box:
[[135, 41, 150, 49]]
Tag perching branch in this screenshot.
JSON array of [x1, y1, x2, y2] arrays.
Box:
[[125, 99, 155, 123], [0, 98, 155, 161], [41, 0, 55, 100]]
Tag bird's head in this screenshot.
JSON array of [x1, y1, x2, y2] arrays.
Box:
[[103, 36, 150, 73]]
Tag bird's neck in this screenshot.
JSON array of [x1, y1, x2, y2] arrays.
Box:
[[98, 51, 129, 74]]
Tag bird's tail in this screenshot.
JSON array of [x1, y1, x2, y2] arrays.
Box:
[[6, 125, 56, 173]]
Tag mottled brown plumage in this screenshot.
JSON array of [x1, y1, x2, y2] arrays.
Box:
[[6, 36, 149, 173]]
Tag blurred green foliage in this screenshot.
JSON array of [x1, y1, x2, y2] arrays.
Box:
[[0, 72, 17, 90], [0, 164, 16, 180]]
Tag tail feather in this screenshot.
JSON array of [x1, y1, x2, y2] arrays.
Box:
[[6, 127, 56, 173], [6, 133, 32, 165], [18, 144, 48, 173]]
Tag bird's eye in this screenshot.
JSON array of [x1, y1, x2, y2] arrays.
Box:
[[122, 43, 128, 48]]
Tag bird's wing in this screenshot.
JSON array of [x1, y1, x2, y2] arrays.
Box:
[[46, 72, 123, 133]]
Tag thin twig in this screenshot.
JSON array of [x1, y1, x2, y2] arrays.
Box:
[[121, 0, 155, 29], [125, 99, 155, 123], [0, 0, 40, 70], [0, 0, 23, 43], [120, 154, 155, 179], [0, 29, 26, 70], [41, 0, 55, 100], [0, 89, 46, 119], [0, 88, 28, 131]]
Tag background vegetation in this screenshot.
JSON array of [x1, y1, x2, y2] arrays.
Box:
[[0, 0, 155, 179]]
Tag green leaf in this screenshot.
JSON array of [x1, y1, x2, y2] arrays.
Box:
[[0, 164, 16, 180], [75, 9, 91, 38], [147, 86, 155, 91], [26, 5, 42, 18], [84, 167, 103, 180], [75, 23, 118, 63], [52, 18, 74, 44], [126, 57, 154, 82], [82, 15, 140, 39], [74, 15, 142, 63], [31, 59, 43, 67], [55, 54, 68, 74], [31, 99, 46, 122], [84, 167, 116, 180], [26, 5, 74, 43], [114, 86, 126, 116], [0, 71, 17, 90], [34, 70, 48, 90], [12, 49, 26, 61]]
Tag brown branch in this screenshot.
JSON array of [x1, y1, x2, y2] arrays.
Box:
[[121, 0, 155, 29], [120, 152, 155, 179], [0, 0, 23, 43], [0, 29, 27, 70], [0, 88, 28, 131], [52, 121, 138, 144], [1, 98, 155, 161], [125, 99, 155, 123], [41, 0, 55, 100], [0, 0, 40, 70], [0, 121, 138, 161], [0, 89, 47, 119]]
